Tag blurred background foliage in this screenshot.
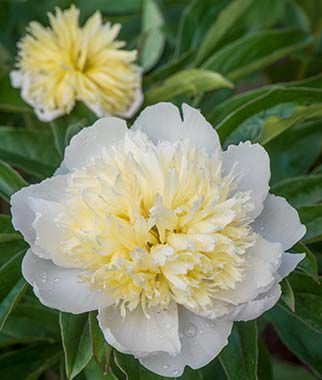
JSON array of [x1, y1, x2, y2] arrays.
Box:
[[0, 0, 322, 379]]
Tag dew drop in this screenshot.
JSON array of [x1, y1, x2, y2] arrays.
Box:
[[199, 329, 204, 335], [39, 272, 47, 283], [163, 364, 169, 369], [183, 323, 197, 338], [173, 369, 179, 376]]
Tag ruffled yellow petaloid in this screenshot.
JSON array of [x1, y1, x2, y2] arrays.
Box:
[[11, 6, 142, 121], [55, 132, 256, 316]]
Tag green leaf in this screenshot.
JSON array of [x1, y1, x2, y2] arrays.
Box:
[[84, 357, 116, 380], [0, 278, 27, 330], [0, 343, 61, 380], [208, 73, 322, 126], [144, 69, 233, 104], [88, 311, 112, 373], [195, 0, 253, 65], [298, 204, 322, 243], [265, 120, 322, 184], [219, 321, 258, 380], [266, 304, 322, 377], [280, 278, 295, 312], [140, 0, 165, 72], [114, 352, 163, 379], [0, 161, 27, 201], [0, 215, 22, 243], [176, 0, 230, 56], [293, 243, 319, 283], [202, 29, 311, 81], [0, 75, 31, 113], [272, 359, 317, 380], [0, 250, 25, 300], [0, 127, 61, 178], [60, 312, 93, 380], [215, 87, 322, 143], [287, 272, 322, 333], [259, 103, 322, 144], [272, 174, 322, 208], [257, 340, 272, 380], [2, 303, 60, 345]]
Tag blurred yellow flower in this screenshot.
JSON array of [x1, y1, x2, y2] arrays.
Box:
[[10, 6, 142, 121]]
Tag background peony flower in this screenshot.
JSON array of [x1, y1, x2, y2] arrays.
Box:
[[10, 5, 142, 122], [11, 103, 306, 377]]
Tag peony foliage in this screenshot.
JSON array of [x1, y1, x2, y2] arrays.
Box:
[[0, 1, 322, 380]]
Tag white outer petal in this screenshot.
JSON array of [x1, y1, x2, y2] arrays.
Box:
[[278, 252, 305, 279], [140, 307, 232, 377], [132, 102, 221, 154], [223, 141, 270, 218], [98, 302, 180, 358], [253, 194, 306, 250], [10, 175, 69, 249], [63, 117, 128, 170], [227, 282, 282, 322], [215, 236, 283, 305], [22, 249, 113, 313]]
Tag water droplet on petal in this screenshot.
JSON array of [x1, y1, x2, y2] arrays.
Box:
[[183, 323, 197, 338], [163, 364, 169, 369], [173, 370, 179, 376], [199, 329, 204, 335], [39, 272, 47, 283]]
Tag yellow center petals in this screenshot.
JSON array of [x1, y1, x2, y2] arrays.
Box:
[[14, 6, 141, 120], [56, 132, 256, 315]]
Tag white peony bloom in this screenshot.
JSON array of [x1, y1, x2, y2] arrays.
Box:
[[11, 103, 306, 377]]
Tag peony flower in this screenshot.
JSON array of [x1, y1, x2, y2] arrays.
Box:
[[11, 103, 306, 377], [10, 6, 142, 122]]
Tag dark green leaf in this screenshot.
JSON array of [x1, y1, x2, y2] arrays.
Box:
[[272, 359, 317, 380], [176, 0, 230, 56], [267, 304, 322, 377], [195, 0, 253, 65], [0, 127, 61, 178], [219, 321, 258, 380], [0, 250, 25, 300], [272, 174, 322, 208], [259, 103, 322, 144], [0, 75, 31, 113], [0, 343, 61, 380], [203, 29, 311, 81], [257, 340, 273, 380], [265, 120, 322, 184], [208, 73, 322, 126], [60, 312, 93, 380], [0, 278, 27, 330], [114, 352, 162, 380], [216, 87, 322, 143], [287, 272, 322, 333], [2, 303, 60, 344], [0, 161, 27, 201], [298, 204, 322, 243], [0, 215, 22, 243], [140, 0, 165, 71], [280, 278, 295, 312], [88, 311, 112, 373], [293, 243, 319, 283]]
